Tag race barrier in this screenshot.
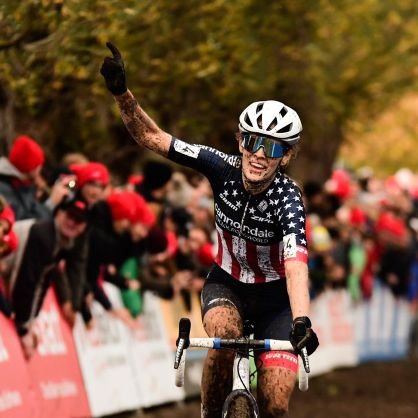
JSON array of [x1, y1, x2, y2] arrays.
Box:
[[0, 281, 414, 417], [0, 289, 90, 418]]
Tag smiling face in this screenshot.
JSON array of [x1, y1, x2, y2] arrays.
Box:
[[238, 136, 292, 193]]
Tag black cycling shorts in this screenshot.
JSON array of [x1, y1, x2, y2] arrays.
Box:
[[201, 264, 292, 341]]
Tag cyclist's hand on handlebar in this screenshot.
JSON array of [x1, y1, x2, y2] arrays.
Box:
[[289, 316, 319, 356], [100, 42, 127, 96]]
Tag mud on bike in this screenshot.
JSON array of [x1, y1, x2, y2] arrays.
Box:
[[174, 317, 310, 418]]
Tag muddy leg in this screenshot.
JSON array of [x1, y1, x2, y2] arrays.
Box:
[[257, 365, 296, 418], [201, 306, 242, 418]]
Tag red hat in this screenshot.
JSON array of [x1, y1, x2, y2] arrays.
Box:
[[129, 192, 156, 226], [9, 135, 45, 173], [127, 174, 143, 186], [0, 205, 15, 231], [197, 242, 215, 266], [106, 191, 136, 221], [1, 230, 18, 256], [326, 169, 352, 201], [349, 207, 367, 227], [375, 212, 407, 238], [166, 230, 178, 256], [70, 162, 110, 188]]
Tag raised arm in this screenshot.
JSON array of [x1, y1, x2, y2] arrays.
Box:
[[100, 42, 171, 156]]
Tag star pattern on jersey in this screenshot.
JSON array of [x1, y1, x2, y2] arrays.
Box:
[[217, 172, 306, 248], [276, 178, 307, 249]]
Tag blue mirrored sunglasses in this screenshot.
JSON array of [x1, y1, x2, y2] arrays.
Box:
[[241, 133, 289, 158]]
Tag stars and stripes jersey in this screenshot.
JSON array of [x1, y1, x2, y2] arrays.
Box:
[[167, 137, 308, 284]]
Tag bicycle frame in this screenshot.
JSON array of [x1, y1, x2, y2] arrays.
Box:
[[174, 318, 309, 417]]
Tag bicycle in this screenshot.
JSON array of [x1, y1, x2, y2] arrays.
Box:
[[174, 317, 310, 418]]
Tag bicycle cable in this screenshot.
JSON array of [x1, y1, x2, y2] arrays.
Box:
[[236, 353, 252, 395], [249, 347, 266, 383]]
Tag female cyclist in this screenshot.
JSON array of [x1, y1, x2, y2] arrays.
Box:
[[100, 42, 319, 418]]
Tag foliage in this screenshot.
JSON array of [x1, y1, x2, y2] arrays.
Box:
[[0, 0, 417, 181], [339, 94, 418, 175]]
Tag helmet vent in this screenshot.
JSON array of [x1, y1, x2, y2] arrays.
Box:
[[279, 107, 288, 118], [256, 114, 263, 129], [244, 113, 253, 127], [277, 122, 292, 133], [256, 103, 264, 113], [267, 118, 278, 130]]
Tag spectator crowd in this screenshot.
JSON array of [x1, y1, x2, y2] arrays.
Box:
[[0, 135, 417, 359]]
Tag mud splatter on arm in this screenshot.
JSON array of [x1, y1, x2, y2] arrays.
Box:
[[114, 90, 171, 157]]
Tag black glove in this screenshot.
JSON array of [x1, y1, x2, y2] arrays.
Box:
[[289, 316, 319, 356], [100, 42, 127, 96]]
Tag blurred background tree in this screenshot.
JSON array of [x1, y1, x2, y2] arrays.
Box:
[[0, 0, 417, 182]]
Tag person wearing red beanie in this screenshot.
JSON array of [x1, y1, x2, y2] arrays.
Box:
[[70, 162, 110, 206], [128, 191, 156, 242], [0, 136, 69, 220], [106, 191, 136, 234], [84, 190, 148, 329], [8, 135, 45, 174]]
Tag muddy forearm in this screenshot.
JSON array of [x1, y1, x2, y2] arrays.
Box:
[[285, 260, 310, 319], [114, 90, 171, 156]]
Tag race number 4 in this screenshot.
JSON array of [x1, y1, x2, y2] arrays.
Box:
[[283, 233, 297, 259]]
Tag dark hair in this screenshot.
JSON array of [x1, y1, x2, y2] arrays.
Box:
[[54, 195, 88, 223], [142, 160, 173, 190], [146, 227, 168, 254]]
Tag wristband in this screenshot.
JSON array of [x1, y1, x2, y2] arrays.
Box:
[[293, 316, 312, 328]]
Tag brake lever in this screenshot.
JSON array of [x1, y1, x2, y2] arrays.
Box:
[[300, 347, 310, 373], [174, 338, 185, 369]]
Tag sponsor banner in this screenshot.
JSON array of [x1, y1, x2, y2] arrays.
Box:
[[28, 288, 90, 418], [354, 281, 412, 361], [158, 291, 206, 397], [127, 292, 185, 407], [73, 284, 141, 417], [309, 289, 358, 376], [0, 313, 35, 418]]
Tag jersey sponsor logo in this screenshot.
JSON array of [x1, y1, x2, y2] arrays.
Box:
[[257, 200, 268, 212], [250, 215, 274, 224], [173, 139, 201, 158], [283, 233, 297, 258], [215, 203, 275, 242], [219, 191, 239, 211], [215, 203, 242, 231], [199, 145, 241, 167]]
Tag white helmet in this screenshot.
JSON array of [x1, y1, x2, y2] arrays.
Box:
[[238, 100, 302, 145]]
